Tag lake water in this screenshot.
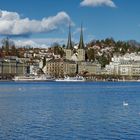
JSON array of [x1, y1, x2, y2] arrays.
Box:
[[0, 81, 140, 140]]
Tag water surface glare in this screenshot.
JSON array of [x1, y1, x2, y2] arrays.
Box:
[[0, 81, 140, 140]]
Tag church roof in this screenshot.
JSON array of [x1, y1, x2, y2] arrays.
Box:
[[78, 24, 85, 49], [66, 25, 73, 49]]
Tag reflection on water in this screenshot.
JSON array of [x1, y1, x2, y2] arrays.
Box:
[[0, 82, 140, 139]]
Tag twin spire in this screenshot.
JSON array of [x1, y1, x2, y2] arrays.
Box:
[[67, 25, 73, 49], [78, 24, 85, 49], [66, 24, 85, 49]]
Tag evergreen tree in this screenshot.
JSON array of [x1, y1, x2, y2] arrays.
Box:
[[87, 48, 95, 61], [42, 57, 46, 68]]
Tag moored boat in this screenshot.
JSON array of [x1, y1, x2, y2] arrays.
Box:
[[13, 75, 55, 82], [55, 76, 85, 82]]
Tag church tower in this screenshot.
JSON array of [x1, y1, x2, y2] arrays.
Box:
[[77, 24, 85, 61], [65, 25, 73, 60]]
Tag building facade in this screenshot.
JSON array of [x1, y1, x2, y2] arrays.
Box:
[[105, 53, 140, 76], [0, 58, 27, 78], [78, 62, 101, 75], [44, 58, 77, 77]]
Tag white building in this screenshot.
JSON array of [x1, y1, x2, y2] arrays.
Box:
[[105, 53, 140, 76]]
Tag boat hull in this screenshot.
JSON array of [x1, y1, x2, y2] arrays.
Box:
[[55, 76, 85, 82], [13, 75, 55, 82]]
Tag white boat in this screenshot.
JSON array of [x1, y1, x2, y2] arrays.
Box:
[[55, 76, 85, 82], [123, 101, 128, 106], [13, 75, 55, 82]]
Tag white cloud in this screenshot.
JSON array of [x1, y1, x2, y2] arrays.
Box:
[[32, 38, 67, 45], [0, 10, 73, 36], [80, 0, 116, 8], [73, 27, 86, 35], [14, 40, 41, 48], [14, 38, 67, 48]]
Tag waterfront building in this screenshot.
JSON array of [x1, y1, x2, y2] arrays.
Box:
[[78, 61, 101, 75], [105, 53, 140, 76], [105, 62, 120, 75], [29, 64, 41, 75], [0, 58, 27, 78], [119, 61, 132, 76], [119, 60, 140, 76], [44, 58, 77, 77], [131, 61, 140, 76]]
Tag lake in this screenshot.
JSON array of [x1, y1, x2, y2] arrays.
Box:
[[0, 81, 140, 140]]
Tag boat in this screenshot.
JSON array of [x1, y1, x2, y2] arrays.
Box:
[[123, 101, 128, 106], [55, 76, 85, 82], [13, 75, 55, 82]]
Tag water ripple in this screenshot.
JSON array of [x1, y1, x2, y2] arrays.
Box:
[[0, 82, 140, 139]]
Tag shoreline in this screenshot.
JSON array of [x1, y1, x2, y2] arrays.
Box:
[[0, 79, 140, 82]]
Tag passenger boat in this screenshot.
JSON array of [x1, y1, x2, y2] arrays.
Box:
[[13, 75, 55, 82], [55, 76, 85, 82]]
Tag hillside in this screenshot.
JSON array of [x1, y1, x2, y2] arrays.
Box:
[[86, 38, 140, 67]]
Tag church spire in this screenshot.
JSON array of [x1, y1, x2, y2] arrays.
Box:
[[78, 24, 85, 49], [66, 25, 73, 49]]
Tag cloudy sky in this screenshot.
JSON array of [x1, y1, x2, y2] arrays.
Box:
[[0, 0, 140, 47]]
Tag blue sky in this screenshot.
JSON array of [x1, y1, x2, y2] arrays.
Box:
[[0, 0, 140, 47]]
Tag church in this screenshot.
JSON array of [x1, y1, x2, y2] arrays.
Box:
[[65, 25, 101, 75], [43, 25, 101, 77], [65, 25, 85, 62]]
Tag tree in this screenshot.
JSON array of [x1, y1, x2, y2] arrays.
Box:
[[10, 45, 17, 56], [87, 48, 95, 61], [42, 57, 46, 68], [1, 37, 10, 55], [1, 37, 17, 56], [51, 43, 65, 57], [97, 53, 109, 68]]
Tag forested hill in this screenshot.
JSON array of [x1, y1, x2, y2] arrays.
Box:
[[86, 38, 140, 67]]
